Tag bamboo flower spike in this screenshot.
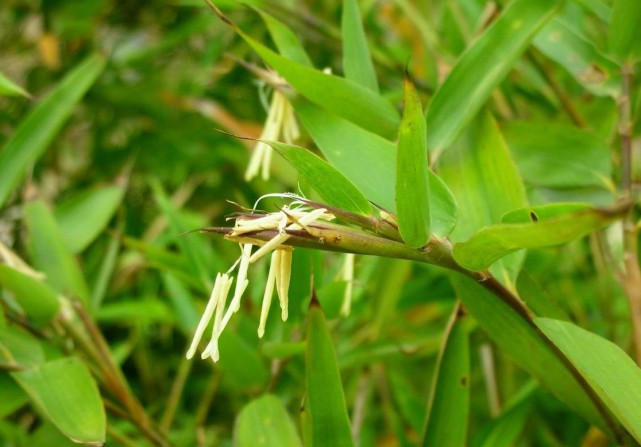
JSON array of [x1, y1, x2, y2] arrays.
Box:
[[186, 201, 335, 362], [245, 70, 300, 181]]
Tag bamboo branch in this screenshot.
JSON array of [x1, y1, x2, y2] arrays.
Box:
[[201, 210, 633, 444], [617, 62, 641, 365]]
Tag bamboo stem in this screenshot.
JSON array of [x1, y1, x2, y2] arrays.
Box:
[[616, 62, 641, 365]]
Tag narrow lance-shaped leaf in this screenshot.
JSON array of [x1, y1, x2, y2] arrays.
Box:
[[0, 374, 29, 419], [11, 357, 106, 446], [0, 54, 105, 208], [24, 200, 91, 304], [306, 296, 354, 447], [479, 382, 537, 447], [422, 303, 471, 447], [450, 275, 613, 435], [396, 76, 430, 247], [234, 394, 302, 447], [150, 179, 217, 289], [534, 18, 620, 97], [268, 141, 372, 215], [207, 3, 399, 139], [0, 325, 46, 367], [573, 0, 611, 22], [0, 72, 30, 97], [608, 0, 641, 63], [295, 100, 457, 237], [255, 8, 313, 67], [439, 110, 527, 285], [54, 184, 126, 254], [341, 0, 379, 92], [503, 121, 613, 190], [425, 0, 559, 155], [453, 203, 627, 271], [0, 265, 60, 326], [536, 318, 641, 444]]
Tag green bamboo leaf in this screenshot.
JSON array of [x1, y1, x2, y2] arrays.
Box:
[[572, 0, 611, 22], [90, 220, 123, 310], [97, 298, 174, 324], [150, 180, 216, 289], [388, 369, 426, 435], [306, 298, 354, 447], [0, 265, 60, 326], [10, 357, 106, 446], [536, 318, 641, 443], [268, 141, 372, 215], [608, 0, 641, 63], [0, 55, 105, 208], [24, 201, 90, 304], [422, 303, 471, 447], [0, 374, 29, 419], [0, 72, 30, 97], [29, 423, 79, 447], [453, 203, 624, 271], [342, 0, 379, 92], [501, 203, 592, 223], [503, 121, 613, 190], [160, 272, 200, 335], [479, 382, 536, 447], [425, 0, 559, 155], [534, 18, 620, 97], [122, 236, 202, 290], [212, 7, 399, 139], [516, 272, 569, 321], [450, 275, 609, 433], [396, 77, 430, 247], [54, 184, 125, 254], [218, 329, 270, 391], [0, 325, 45, 367], [295, 100, 457, 237], [439, 110, 527, 284], [234, 394, 302, 447], [256, 8, 313, 66]]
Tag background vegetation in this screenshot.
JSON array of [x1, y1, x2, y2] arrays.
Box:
[[1, 0, 640, 446]]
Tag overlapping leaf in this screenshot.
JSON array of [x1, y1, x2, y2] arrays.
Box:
[[453, 203, 624, 271], [295, 100, 457, 237], [422, 303, 471, 447], [0, 55, 105, 208], [306, 299, 354, 447], [269, 141, 372, 215], [425, 0, 560, 155], [341, 0, 379, 92], [211, 5, 399, 139], [396, 77, 430, 247], [11, 358, 106, 445], [537, 318, 641, 443]]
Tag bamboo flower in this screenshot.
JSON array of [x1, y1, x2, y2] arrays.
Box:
[[245, 72, 300, 181], [186, 202, 334, 362]]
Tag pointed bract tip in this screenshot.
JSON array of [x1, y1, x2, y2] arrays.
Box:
[[309, 287, 321, 309]]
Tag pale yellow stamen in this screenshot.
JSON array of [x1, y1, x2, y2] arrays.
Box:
[[202, 273, 233, 362], [231, 244, 252, 312], [276, 248, 292, 321], [245, 89, 299, 182], [258, 250, 279, 338], [186, 273, 223, 359]]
